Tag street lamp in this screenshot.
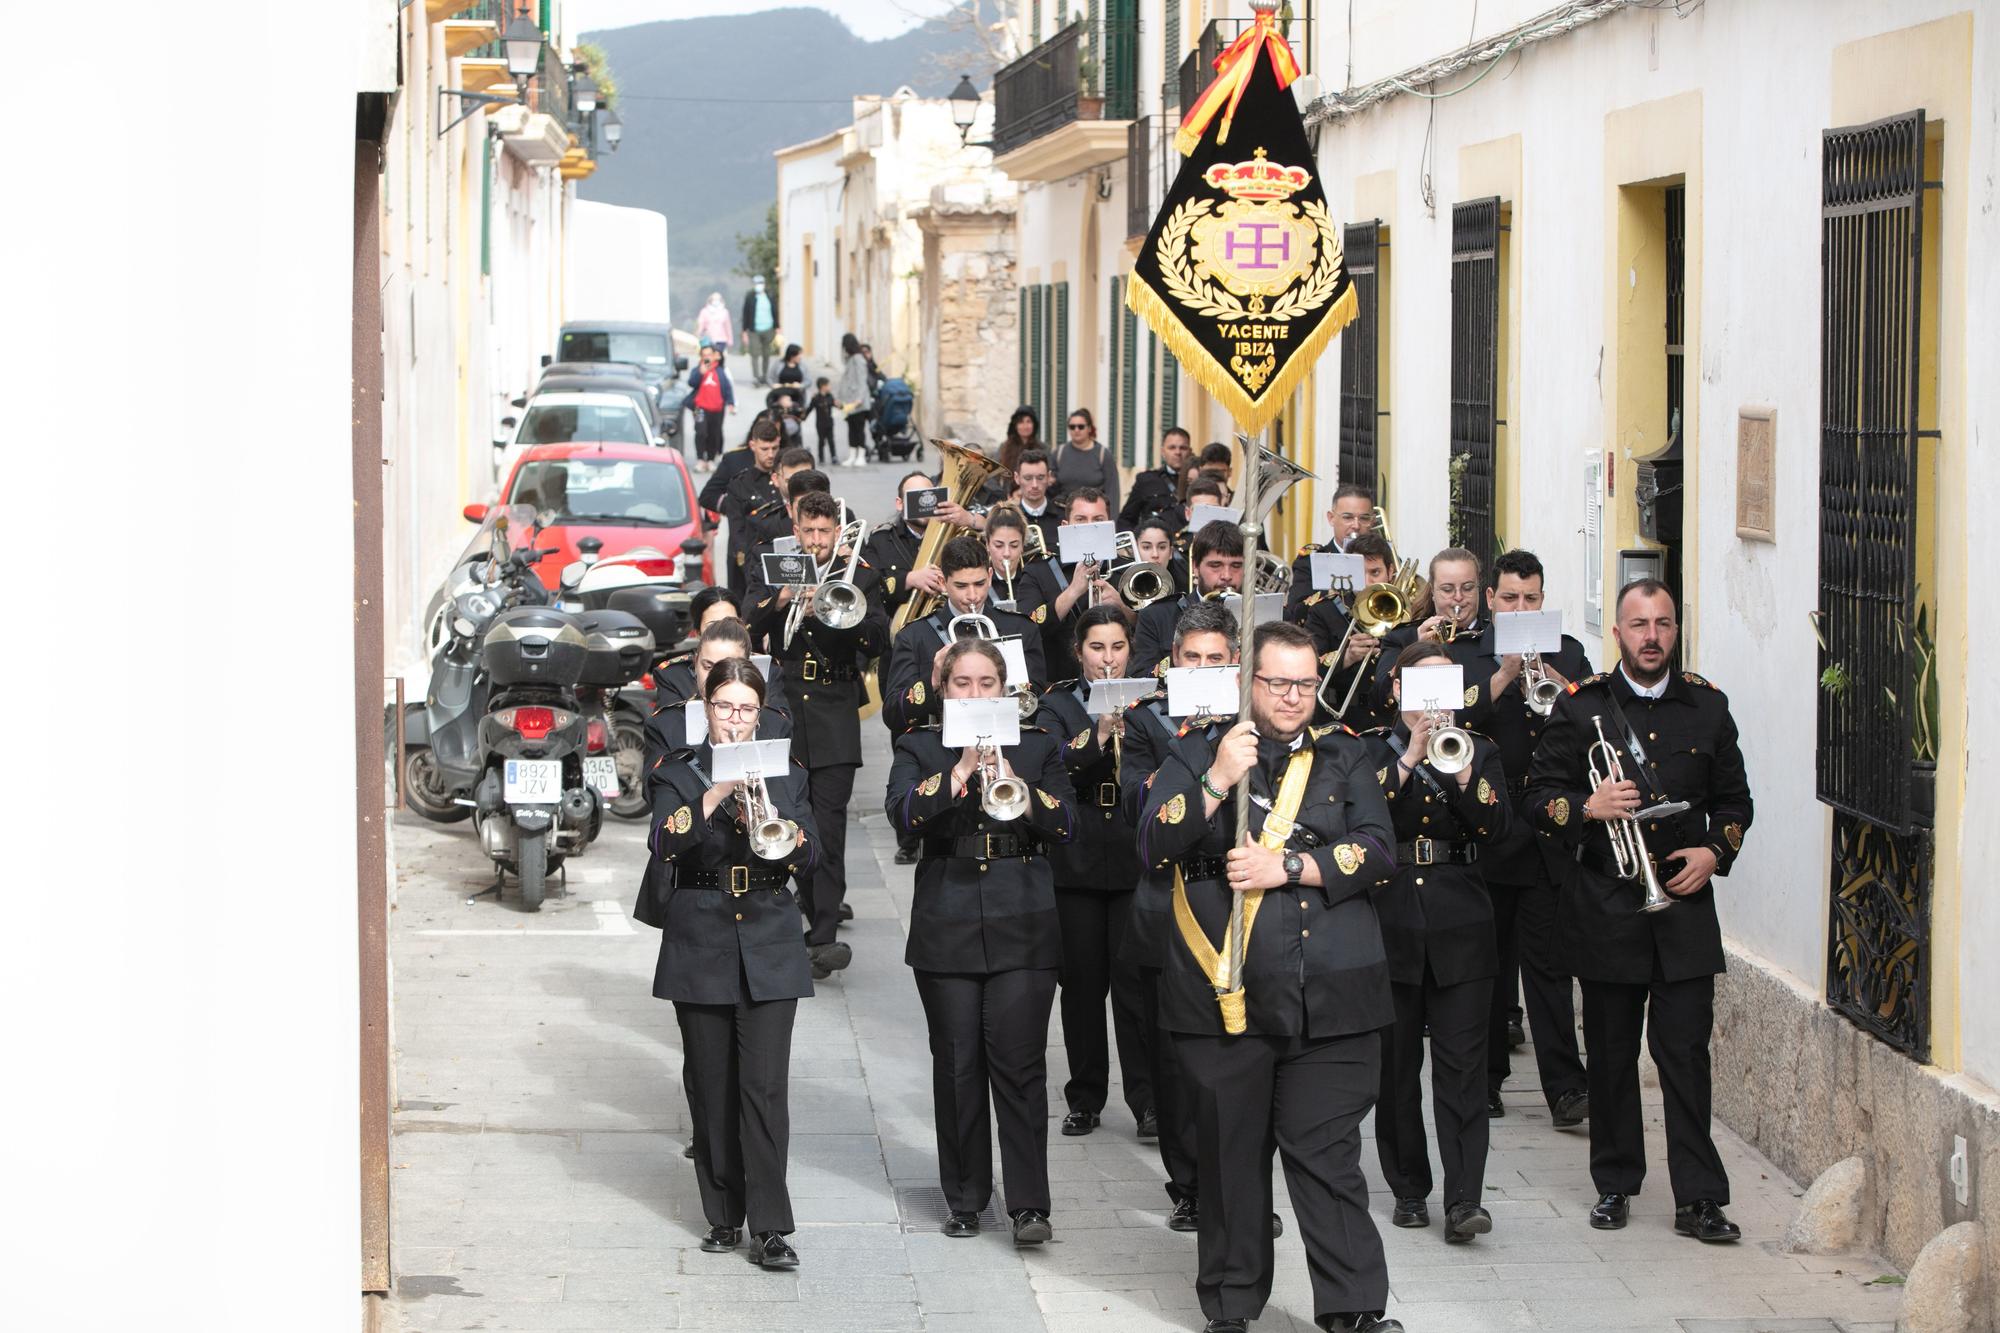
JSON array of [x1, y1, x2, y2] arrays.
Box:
[[948, 73, 980, 144], [438, 13, 545, 137], [572, 71, 600, 117], [601, 106, 624, 151]]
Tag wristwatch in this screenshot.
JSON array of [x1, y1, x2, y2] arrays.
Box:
[[1283, 853, 1305, 885]]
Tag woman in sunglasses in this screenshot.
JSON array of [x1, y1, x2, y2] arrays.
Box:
[[1052, 407, 1120, 518], [647, 658, 818, 1271]]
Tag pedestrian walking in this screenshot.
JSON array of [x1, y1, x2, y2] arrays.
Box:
[[696, 291, 734, 348], [809, 377, 837, 465], [835, 332, 873, 469], [687, 344, 734, 469], [742, 277, 779, 384]]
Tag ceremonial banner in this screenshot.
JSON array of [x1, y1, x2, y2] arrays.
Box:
[[1126, 3, 1357, 435]]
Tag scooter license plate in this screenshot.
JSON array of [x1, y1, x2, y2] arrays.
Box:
[[503, 759, 562, 804], [583, 756, 620, 799]]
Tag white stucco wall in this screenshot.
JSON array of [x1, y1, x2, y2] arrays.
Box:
[[1307, 0, 1999, 1087], [777, 132, 846, 369]]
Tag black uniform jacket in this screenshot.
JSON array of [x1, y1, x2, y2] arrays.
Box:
[[1116, 690, 1183, 969], [1524, 669, 1754, 984], [721, 465, 783, 581], [1139, 722, 1399, 1038], [1036, 682, 1141, 892], [744, 560, 890, 768], [643, 742, 820, 1005], [698, 447, 751, 513], [886, 726, 1077, 973], [644, 653, 793, 769], [1015, 555, 1080, 680], [1364, 728, 1511, 987], [1283, 541, 1329, 621], [1119, 463, 1181, 532], [1448, 625, 1591, 885], [635, 704, 794, 929], [861, 521, 925, 622], [1132, 592, 1221, 678], [882, 600, 1047, 733], [742, 496, 794, 565]]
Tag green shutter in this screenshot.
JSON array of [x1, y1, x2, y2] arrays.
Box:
[[479, 133, 492, 277], [1030, 285, 1046, 423], [1158, 342, 1179, 448], [1053, 281, 1070, 430], [1145, 330, 1160, 463], [1165, 0, 1180, 69], [1120, 302, 1140, 467], [1109, 277, 1124, 458], [1018, 285, 1029, 407]]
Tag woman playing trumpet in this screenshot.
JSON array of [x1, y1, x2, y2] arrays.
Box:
[[1363, 642, 1511, 1246], [886, 637, 1078, 1246], [648, 658, 819, 1271]]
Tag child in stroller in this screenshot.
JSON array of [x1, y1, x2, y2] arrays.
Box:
[[868, 378, 921, 462]]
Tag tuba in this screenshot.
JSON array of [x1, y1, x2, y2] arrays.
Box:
[[1236, 435, 1318, 521], [893, 439, 1004, 632]]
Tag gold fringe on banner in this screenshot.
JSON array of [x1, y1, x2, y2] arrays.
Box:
[[1125, 271, 1357, 438]]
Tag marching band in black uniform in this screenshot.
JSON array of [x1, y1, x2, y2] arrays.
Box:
[[630, 440, 1756, 1323]]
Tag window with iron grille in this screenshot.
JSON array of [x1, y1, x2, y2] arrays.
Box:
[[1449, 198, 1500, 561], [1338, 220, 1381, 496], [1815, 110, 1928, 833]]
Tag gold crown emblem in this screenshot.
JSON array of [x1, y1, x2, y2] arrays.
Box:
[[1202, 149, 1310, 203]]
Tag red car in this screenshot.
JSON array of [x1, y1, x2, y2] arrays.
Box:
[[464, 442, 711, 591]]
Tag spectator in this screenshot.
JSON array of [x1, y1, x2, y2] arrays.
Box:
[[835, 332, 873, 470], [809, 377, 837, 466], [1052, 407, 1120, 520], [686, 343, 735, 471], [741, 278, 779, 385], [696, 291, 733, 347]]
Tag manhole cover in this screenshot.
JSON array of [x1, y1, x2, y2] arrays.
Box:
[[893, 1185, 1003, 1230]]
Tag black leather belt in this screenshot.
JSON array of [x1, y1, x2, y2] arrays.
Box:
[[1508, 775, 1532, 795], [791, 655, 859, 683], [1398, 837, 1480, 866], [923, 832, 1044, 860], [677, 864, 793, 895], [1179, 854, 1227, 882], [1085, 781, 1120, 808]]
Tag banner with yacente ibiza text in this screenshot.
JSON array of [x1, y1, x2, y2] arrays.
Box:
[[1126, 2, 1357, 435]]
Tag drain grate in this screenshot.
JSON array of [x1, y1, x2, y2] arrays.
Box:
[[893, 1185, 1004, 1230]]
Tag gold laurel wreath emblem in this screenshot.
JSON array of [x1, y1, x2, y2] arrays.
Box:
[[1156, 197, 1345, 326]]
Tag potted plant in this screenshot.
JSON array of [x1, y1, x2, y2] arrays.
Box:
[[1074, 13, 1104, 118]]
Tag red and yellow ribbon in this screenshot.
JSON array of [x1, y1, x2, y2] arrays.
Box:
[[1175, 7, 1302, 157]]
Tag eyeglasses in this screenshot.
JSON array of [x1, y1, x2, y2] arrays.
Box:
[[707, 702, 761, 720], [1253, 674, 1317, 699]]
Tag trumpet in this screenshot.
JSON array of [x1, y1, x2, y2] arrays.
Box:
[[1425, 599, 1468, 644], [1586, 716, 1675, 914], [1421, 707, 1475, 775], [947, 612, 998, 642], [737, 768, 800, 861], [1523, 653, 1562, 716], [978, 742, 1029, 821], [1085, 532, 1135, 608]]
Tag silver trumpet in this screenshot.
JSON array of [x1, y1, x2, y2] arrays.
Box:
[[1586, 715, 1674, 913], [1523, 653, 1562, 717], [738, 768, 800, 861], [977, 742, 1029, 821], [947, 612, 998, 641], [1422, 707, 1475, 775]]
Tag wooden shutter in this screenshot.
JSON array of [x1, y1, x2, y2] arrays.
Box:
[[1030, 284, 1047, 423], [1338, 220, 1380, 492]]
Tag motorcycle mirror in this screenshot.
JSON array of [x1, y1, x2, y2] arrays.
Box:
[[540, 354, 553, 367], [578, 536, 604, 556], [510, 396, 527, 409], [560, 562, 587, 590], [499, 416, 517, 429], [675, 355, 690, 371], [462, 502, 489, 523]]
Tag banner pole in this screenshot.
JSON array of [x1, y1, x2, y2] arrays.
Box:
[[1226, 430, 1266, 988]]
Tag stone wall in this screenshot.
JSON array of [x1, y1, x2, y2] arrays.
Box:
[[1714, 940, 1999, 1324], [915, 201, 1019, 449]]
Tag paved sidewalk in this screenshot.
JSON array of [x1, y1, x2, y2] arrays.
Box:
[[384, 629, 1906, 1333]]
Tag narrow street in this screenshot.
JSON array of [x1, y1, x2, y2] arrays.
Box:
[[381, 458, 1907, 1333]]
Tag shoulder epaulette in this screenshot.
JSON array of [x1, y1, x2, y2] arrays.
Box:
[[1304, 590, 1329, 608], [1300, 542, 1324, 555], [1568, 672, 1610, 695], [1683, 672, 1720, 691], [871, 520, 897, 534], [1052, 678, 1081, 692], [1310, 722, 1359, 740], [751, 499, 785, 516]]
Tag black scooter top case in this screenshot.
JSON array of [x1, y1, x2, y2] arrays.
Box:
[[482, 607, 589, 687]]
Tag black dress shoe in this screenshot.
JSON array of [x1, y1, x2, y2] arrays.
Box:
[[838, 901, 854, 921], [1551, 1088, 1590, 1128], [1168, 1197, 1199, 1232], [749, 1232, 798, 1269], [1506, 1014, 1526, 1048], [1486, 1088, 1506, 1118], [683, 1142, 696, 1159], [1271, 1212, 1284, 1238], [1203, 1321, 1248, 1333], [1010, 1209, 1052, 1246], [940, 1211, 980, 1238], [1391, 1197, 1430, 1228], [894, 844, 919, 865], [699, 1224, 741, 1252], [1444, 1201, 1492, 1244], [1061, 1109, 1100, 1136], [1318, 1315, 1404, 1332], [809, 941, 852, 972], [1589, 1193, 1629, 1230], [1135, 1109, 1158, 1140], [1674, 1199, 1741, 1243], [810, 958, 833, 981]]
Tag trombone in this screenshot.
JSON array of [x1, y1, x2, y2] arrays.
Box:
[[1585, 716, 1676, 913], [784, 503, 867, 648], [1317, 561, 1423, 718]]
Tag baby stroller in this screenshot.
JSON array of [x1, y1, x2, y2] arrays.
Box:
[[869, 378, 922, 461]]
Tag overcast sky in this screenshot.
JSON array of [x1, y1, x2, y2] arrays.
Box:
[[567, 0, 961, 42]]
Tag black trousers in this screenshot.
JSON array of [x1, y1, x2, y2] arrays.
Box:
[[1579, 973, 1730, 1205], [695, 407, 725, 461], [1054, 887, 1152, 1119], [1377, 970, 1492, 1206], [914, 967, 1059, 1215], [1502, 876, 1589, 1107], [674, 997, 798, 1235], [800, 762, 857, 947], [1136, 964, 1198, 1202], [845, 412, 868, 458], [1487, 879, 1524, 1088], [1176, 1029, 1388, 1323], [814, 422, 835, 462]]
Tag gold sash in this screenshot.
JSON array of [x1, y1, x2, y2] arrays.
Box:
[[1172, 746, 1315, 1034]]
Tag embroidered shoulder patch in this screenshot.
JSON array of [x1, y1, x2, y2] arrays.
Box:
[[910, 681, 926, 705], [1724, 822, 1743, 851], [1037, 788, 1060, 810], [1333, 843, 1363, 876], [1031, 605, 1049, 624], [1686, 672, 1720, 691], [669, 806, 693, 834], [1069, 731, 1091, 751], [1158, 793, 1187, 824], [1548, 796, 1571, 827], [1477, 777, 1497, 805], [917, 773, 943, 797], [1464, 686, 1479, 706], [1376, 766, 1389, 785]]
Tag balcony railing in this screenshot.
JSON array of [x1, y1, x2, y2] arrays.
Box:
[[993, 18, 1139, 158], [1179, 15, 1311, 112], [462, 0, 518, 60], [537, 46, 572, 125], [1127, 115, 1174, 239]]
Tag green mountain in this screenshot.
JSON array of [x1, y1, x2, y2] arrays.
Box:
[[578, 5, 997, 328]]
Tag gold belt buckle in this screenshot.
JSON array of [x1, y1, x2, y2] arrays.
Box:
[[800, 656, 819, 682], [1413, 837, 1435, 866], [729, 866, 750, 896], [984, 833, 1001, 860], [1099, 782, 1118, 807]]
